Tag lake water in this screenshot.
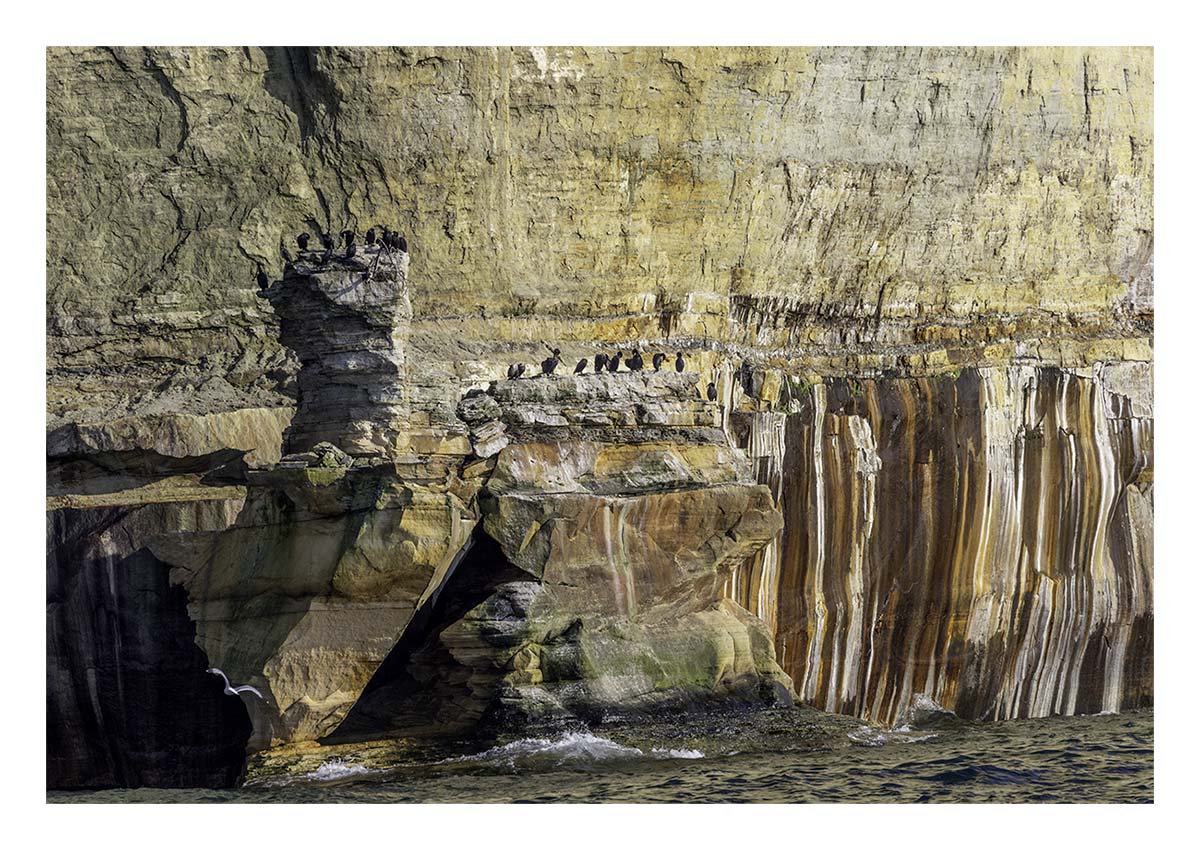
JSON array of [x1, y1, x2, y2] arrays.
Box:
[[48, 707, 1152, 803]]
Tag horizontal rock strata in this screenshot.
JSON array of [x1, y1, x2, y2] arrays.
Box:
[[334, 373, 792, 737], [47, 47, 1151, 434], [264, 248, 411, 457]]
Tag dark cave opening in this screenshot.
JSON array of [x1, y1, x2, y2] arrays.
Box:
[[47, 509, 252, 788]]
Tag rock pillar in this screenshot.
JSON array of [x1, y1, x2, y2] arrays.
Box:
[[264, 246, 412, 458]]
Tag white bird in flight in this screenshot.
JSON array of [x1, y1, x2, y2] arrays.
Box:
[[207, 667, 265, 700]]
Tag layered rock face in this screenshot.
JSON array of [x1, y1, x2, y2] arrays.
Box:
[[336, 372, 791, 737], [152, 462, 478, 747], [265, 246, 412, 456], [47, 47, 1151, 429], [47, 252, 791, 774], [46, 46, 1152, 784]]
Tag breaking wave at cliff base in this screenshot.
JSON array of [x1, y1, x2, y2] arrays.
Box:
[[443, 731, 704, 769]]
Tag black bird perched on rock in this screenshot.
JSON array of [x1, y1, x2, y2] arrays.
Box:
[[607, 352, 621, 372], [366, 228, 376, 246], [707, 382, 718, 402], [255, 269, 269, 291], [594, 353, 608, 373], [574, 358, 588, 374], [297, 233, 310, 251], [652, 352, 666, 371], [397, 234, 408, 253], [625, 349, 644, 371], [515, 363, 527, 378], [675, 352, 685, 373], [507, 364, 517, 379], [321, 232, 334, 250], [541, 348, 562, 376], [346, 242, 357, 259], [342, 230, 356, 249]]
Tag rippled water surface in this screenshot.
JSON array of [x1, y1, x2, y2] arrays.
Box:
[[49, 708, 1151, 803]]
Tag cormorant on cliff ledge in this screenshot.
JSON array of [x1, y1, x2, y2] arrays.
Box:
[[607, 352, 621, 372], [625, 350, 644, 371], [574, 358, 588, 374], [707, 382, 718, 402], [594, 353, 608, 373], [296, 233, 309, 251], [652, 352, 666, 371], [255, 269, 269, 291], [675, 352, 685, 372], [541, 348, 562, 376]]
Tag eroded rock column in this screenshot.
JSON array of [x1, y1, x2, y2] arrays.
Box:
[[265, 247, 412, 457]]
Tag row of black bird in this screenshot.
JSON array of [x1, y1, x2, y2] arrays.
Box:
[[509, 348, 687, 379], [317, 226, 409, 260], [506, 348, 736, 403], [255, 227, 410, 289]]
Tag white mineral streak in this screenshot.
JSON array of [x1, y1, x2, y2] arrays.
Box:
[[799, 384, 828, 704], [840, 414, 879, 709], [724, 411, 788, 635]]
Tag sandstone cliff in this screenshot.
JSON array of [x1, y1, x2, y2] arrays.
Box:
[[46, 46, 1152, 787], [47, 46, 1151, 435]]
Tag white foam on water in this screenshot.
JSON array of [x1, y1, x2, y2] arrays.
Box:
[[245, 757, 376, 788], [444, 731, 704, 767], [305, 758, 373, 781], [848, 725, 939, 747]]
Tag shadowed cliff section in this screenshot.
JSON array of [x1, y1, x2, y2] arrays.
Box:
[[262, 47, 341, 146], [328, 531, 530, 741], [47, 509, 252, 788]]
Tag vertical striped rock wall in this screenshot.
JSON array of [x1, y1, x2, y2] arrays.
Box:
[[727, 365, 1152, 723]]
